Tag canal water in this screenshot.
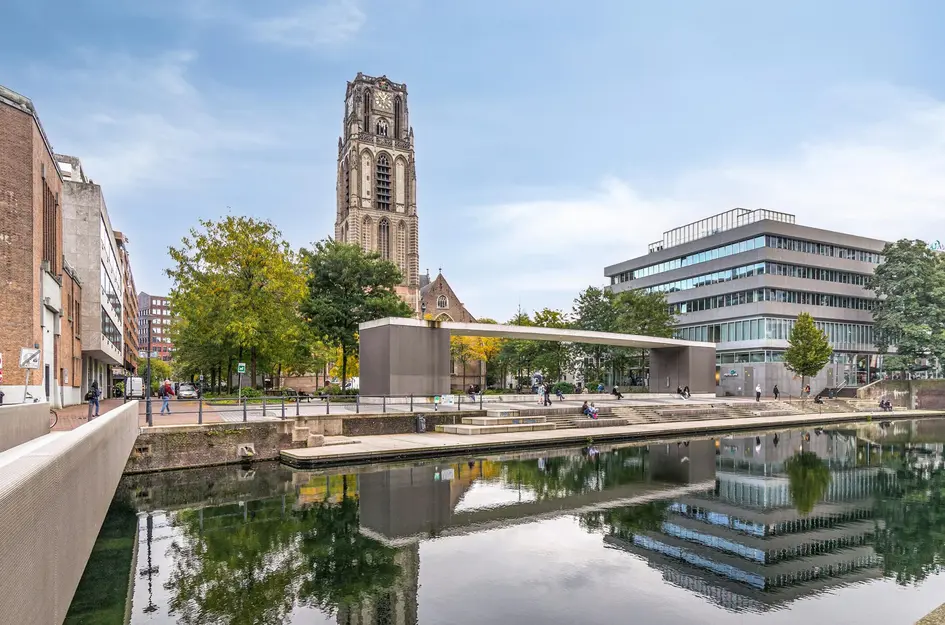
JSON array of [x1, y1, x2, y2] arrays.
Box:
[[67, 419, 945, 624]]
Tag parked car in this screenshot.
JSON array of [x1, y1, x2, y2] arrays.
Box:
[[178, 383, 198, 400]]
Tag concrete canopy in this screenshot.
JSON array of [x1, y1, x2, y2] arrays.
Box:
[[359, 318, 714, 350], [358, 317, 718, 396]]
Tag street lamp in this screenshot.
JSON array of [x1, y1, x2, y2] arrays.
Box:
[[146, 318, 152, 426]]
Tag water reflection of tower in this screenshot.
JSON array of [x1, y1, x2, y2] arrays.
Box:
[[335, 543, 420, 625], [608, 431, 887, 613]]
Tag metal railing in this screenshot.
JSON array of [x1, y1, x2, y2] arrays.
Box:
[[131, 392, 497, 427]]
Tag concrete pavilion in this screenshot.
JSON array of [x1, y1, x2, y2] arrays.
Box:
[[358, 317, 717, 396]]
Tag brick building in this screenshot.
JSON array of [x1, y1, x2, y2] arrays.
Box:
[[114, 231, 138, 376], [418, 270, 485, 390], [137, 292, 173, 362], [0, 85, 83, 406]]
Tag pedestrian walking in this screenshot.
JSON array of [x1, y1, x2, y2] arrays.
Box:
[[755, 384, 762, 402], [543, 384, 552, 406], [160, 379, 175, 414], [773, 384, 780, 400], [86, 380, 101, 418]]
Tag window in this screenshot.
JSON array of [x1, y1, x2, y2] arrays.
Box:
[[437, 295, 449, 309], [394, 96, 402, 138], [362, 90, 370, 131], [375, 155, 392, 210], [376, 118, 388, 136], [396, 221, 407, 275], [41, 175, 60, 274], [378, 218, 390, 260], [361, 216, 373, 251]]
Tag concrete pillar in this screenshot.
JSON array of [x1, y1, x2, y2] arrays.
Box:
[[359, 321, 451, 396]]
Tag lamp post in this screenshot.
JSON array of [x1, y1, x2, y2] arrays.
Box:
[[146, 318, 152, 426]]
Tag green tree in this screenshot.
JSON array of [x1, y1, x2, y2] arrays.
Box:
[[869, 239, 945, 374], [613, 289, 676, 384], [783, 312, 833, 394], [167, 216, 306, 389], [572, 287, 618, 384], [530, 308, 573, 382], [302, 240, 412, 390], [497, 309, 537, 388], [784, 452, 831, 515], [146, 358, 173, 394]]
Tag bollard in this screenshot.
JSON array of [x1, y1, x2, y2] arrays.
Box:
[[479, 393, 483, 410], [295, 397, 300, 416], [281, 396, 285, 419], [326, 395, 330, 415], [356, 395, 360, 414], [243, 398, 248, 422], [262, 397, 266, 417], [383, 395, 386, 413], [458, 394, 462, 411], [410, 394, 413, 411], [198, 398, 203, 424]]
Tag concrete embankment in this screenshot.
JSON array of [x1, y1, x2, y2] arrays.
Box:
[[281, 409, 945, 468], [0, 402, 138, 625]]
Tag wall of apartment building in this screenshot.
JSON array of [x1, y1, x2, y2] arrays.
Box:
[[60, 163, 123, 398], [0, 91, 69, 405], [137, 292, 173, 362], [115, 233, 138, 376]]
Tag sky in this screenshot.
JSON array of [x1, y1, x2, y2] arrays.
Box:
[[3, 0, 945, 322]]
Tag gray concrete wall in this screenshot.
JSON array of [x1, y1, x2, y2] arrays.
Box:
[[0, 401, 139, 625], [649, 346, 716, 394], [360, 323, 451, 396], [0, 402, 50, 452], [717, 361, 839, 398]]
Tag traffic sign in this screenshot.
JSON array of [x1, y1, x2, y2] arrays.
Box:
[[237, 362, 246, 374], [19, 347, 41, 369]]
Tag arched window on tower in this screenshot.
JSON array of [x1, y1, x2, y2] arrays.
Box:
[[362, 90, 370, 131], [376, 118, 388, 137], [378, 218, 391, 260], [394, 96, 402, 138], [375, 155, 391, 211], [361, 216, 373, 252], [396, 221, 407, 276]]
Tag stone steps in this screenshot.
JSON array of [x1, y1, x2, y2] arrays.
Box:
[[463, 415, 547, 426], [435, 422, 557, 435]]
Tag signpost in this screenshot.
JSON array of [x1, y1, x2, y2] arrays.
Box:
[[19, 347, 41, 403], [237, 362, 246, 401]]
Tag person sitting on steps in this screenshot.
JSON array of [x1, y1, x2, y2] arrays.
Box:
[[581, 401, 599, 419], [612, 386, 624, 400]]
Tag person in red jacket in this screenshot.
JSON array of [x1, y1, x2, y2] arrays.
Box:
[[159, 379, 175, 414]]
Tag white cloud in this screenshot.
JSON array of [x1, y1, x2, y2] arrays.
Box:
[[469, 84, 945, 316], [251, 0, 366, 49], [45, 50, 275, 193]]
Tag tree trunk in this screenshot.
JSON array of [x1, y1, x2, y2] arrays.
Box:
[[341, 345, 348, 391], [276, 363, 282, 390]]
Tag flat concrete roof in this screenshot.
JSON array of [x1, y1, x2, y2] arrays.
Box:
[[359, 317, 716, 349]]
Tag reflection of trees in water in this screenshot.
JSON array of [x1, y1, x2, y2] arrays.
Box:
[[784, 452, 831, 515], [163, 481, 401, 625], [502, 448, 648, 500], [874, 452, 945, 586], [579, 502, 669, 538]]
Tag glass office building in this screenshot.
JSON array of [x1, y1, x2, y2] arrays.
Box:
[[604, 209, 888, 396]]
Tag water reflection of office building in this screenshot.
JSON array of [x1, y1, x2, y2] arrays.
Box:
[[607, 431, 886, 612]]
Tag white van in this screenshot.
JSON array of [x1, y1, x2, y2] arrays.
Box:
[[127, 376, 145, 399]]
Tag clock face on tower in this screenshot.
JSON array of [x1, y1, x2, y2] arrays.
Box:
[[374, 91, 392, 111]]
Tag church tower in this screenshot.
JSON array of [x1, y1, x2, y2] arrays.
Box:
[[336, 73, 419, 308]]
